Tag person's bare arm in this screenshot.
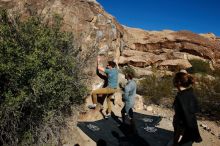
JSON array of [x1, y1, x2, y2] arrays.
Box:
[[97, 56, 105, 72]]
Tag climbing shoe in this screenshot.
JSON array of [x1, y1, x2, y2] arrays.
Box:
[[104, 114, 111, 119], [88, 104, 96, 109]]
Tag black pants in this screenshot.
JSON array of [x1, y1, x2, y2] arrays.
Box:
[[121, 107, 133, 124], [177, 141, 193, 146]]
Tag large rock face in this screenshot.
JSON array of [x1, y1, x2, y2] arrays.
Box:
[[1, 0, 126, 89], [122, 27, 220, 71], [1, 0, 220, 86]]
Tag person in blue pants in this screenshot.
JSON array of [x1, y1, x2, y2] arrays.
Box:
[[121, 71, 136, 124]]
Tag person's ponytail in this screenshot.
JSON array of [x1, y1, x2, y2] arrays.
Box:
[[187, 74, 195, 85], [173, 72, 195, 88]]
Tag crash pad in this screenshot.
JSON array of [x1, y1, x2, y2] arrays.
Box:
[[77, 112, 173, 146]]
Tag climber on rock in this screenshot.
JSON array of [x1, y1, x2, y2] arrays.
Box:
[[88, 56, 119, 119]]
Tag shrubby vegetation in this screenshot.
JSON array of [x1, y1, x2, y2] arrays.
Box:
[[188, 59, 220, 119], [137, 75, 174, 105], [188, 59, 212, 74], [0, 10, 87, 145], [121, 65, 136, 77], [138, 58, 220, 120], [194, 75, 220, 120]]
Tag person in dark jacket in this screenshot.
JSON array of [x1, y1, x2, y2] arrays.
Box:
[[172, 71, 202, 146]]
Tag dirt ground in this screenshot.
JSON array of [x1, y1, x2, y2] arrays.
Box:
[[147, 105, 220, 146], [62, 102, 220, 146]]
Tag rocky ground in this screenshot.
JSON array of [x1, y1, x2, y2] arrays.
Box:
[[62, 100, 220, 146], [147, 105, 220, 146]]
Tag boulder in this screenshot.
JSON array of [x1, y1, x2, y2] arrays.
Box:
[[159, 59, 192, 69], [134, 94, 144, 111], [199, 33, 216, 40], [2, 0, 220, 84], [123, 28, 220, 70], [146, 106, 153, 112], [130, 66, 153, 77]]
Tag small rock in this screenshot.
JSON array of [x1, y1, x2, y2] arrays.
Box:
[[134, 94, 144, 110], [200, 123, 207, 128], [200, 123, 211, 132], [211, 132, 215, 136], [169, 117, 173, 121], [146, 106, 153, 112], [153, 111, 157, 115], [162, 113, 166, 117]]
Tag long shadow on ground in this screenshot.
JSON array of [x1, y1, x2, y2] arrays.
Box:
[[77, 112, 173, 146]]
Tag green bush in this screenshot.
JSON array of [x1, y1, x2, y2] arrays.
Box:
[[212, 67, 220, 77], [0, 10, 86, 145], [188, 59, 220, 120], [194, 75, 220, 120], [122, 66, 136, 77], [210, 66, 220, 94], [189, 59, 211, 74], [137, 75, 173, 105]]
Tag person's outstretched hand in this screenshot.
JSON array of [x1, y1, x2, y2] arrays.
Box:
[[97, 55, 101, 62]]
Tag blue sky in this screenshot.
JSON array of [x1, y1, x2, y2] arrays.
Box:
[[97, 0, 220, 36]]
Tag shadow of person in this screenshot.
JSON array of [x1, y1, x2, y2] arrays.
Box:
[[111, 112, 138, 135], [96, 68, 108, 105], [111, 113, 149, 146], [111, 130, 149, 146], [111, 111, 122, 124], [96, 138, 107, 146], [96, 68, 110, 119], [77, 112, 173, 146]]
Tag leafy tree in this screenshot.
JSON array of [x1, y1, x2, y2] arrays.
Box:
[[0, 10, 86, 145]]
